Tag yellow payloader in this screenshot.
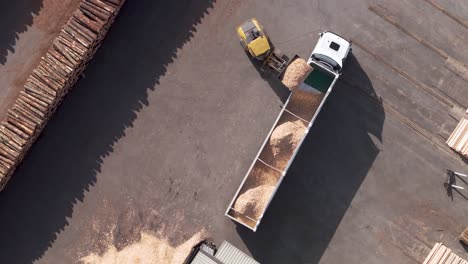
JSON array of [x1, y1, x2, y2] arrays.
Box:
[[236, 18, 289, 73]]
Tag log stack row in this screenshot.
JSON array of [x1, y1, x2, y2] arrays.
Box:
[[423, 243, 467, 264], [0, 0, 126, 191], [447, 117, 468, 158]]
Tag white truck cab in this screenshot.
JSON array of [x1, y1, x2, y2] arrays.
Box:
[[308, 31, 351, 74]]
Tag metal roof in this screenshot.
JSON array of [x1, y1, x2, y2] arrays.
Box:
[[190, 249, 223, 264], [214, 241, 260, 264]]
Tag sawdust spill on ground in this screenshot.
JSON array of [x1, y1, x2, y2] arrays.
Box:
[[280, 58, 313, 91], [79, 230, 206, 264]]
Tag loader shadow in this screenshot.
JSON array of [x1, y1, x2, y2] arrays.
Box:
[[0, 0, 214, 263], [0, 0, 43, 64], [237, 53, 386, 263], [247, 55, 291, 103]]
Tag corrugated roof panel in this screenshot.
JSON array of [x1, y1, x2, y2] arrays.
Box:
[[191, 250, 221, 264], [215, 241, 260, 264]]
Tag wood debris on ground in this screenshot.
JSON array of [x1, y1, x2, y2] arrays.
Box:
[[0, 0, 127, 191]]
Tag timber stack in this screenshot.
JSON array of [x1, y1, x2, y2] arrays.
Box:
[[423, 243, 467, 264], [461, 227, 468, 245], [446, 116, 468, 158], [0, 0, 126, 191]]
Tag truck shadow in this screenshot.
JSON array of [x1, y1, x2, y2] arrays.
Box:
[[0, 0, 43, 64], [0, 0, 214, 263], [237, 53, 386, 263]]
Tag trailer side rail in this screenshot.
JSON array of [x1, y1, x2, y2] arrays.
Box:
[[226, 62, 339, 231]]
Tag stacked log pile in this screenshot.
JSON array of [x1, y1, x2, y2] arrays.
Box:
[[447, 117, 468, 158], [0, 0, 126, 191], [423, 243, 467, 264]]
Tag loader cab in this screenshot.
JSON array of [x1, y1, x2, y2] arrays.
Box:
[[237, 18, 271, 60], [308, 31, 351, 74]]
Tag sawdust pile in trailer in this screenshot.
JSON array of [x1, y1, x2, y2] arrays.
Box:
[[233, 116, 307, 221], [233, 162, 280, 222], [258, 112, 308, 171], [233, 185, 275, 220], [287, 90, 325, 121], [231, 90, 325, 224], [244, 161, 282, 187], [270, 119, 306, 156], [280, 58, 313, 91]]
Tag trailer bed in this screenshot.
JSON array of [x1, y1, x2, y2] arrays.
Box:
[[303, 67, 335, 93], [226, 64, 338, 231]]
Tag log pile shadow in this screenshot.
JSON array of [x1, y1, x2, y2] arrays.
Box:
[[0, 0, 214, 262]]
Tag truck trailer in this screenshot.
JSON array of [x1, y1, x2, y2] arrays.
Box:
[[226, 31, 351, 231]]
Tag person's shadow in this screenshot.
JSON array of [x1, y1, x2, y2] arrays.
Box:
[[236, 53, 386, 263]]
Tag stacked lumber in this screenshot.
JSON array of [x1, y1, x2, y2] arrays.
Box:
[[0, 0, 126, 191], [461, 227, 468, 245], [423, 243, 467, 264], [447, 117, 468, 158]]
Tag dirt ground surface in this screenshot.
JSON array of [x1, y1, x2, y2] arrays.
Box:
[[0, 0, 81, 121], [0, 0, 467, 263]]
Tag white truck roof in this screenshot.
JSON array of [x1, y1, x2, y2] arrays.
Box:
[[309, 32, 351, 72]]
